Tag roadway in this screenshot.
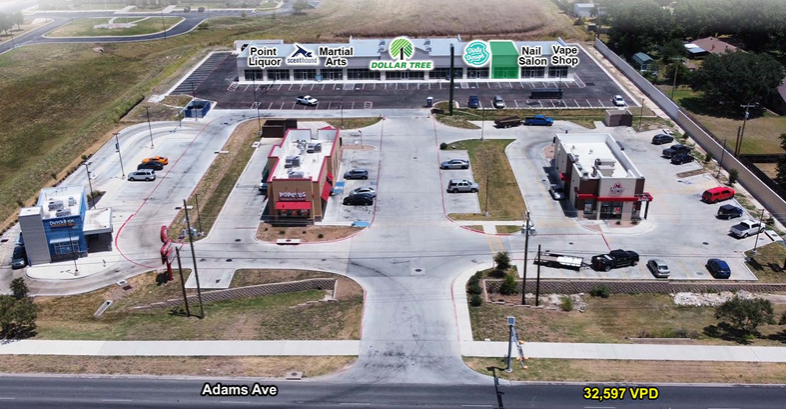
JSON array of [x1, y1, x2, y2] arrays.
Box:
[[0, 376, 783, 408]]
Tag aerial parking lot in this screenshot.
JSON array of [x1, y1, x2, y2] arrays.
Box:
[[172, 47, 640, 110]]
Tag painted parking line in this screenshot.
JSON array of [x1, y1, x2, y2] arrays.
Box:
[[514, 100, 519, 108], [267, 102, 273, 109], [326, 101, 332, 110], [586, 99, 594, 108], [351, 101, 356, 109]]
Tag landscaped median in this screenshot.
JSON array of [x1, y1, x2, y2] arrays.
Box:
[[45, 17, 184, 38], [257, 224, 363, 243]]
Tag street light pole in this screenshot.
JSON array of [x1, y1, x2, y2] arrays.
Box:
[[716, 139, 726, 179], [161, 11, 168, 40], [670, 57, 683, 100], [252, 74, 261, 133], [637, 97, 645, 131], [183, 199, 205, 318], [521, 211, 530, 305], [84, 162, 94, 209], [753, 208, 766, 255], [480, 108, 485, 141], [146, 106, 155, 149], [505, 316, 515, 373], [67, 226, 78, 276], [737, 103, 756, 156], [114, 132, 125, 177], [194, 193, 204, 235], [484, 174, 490, 217]]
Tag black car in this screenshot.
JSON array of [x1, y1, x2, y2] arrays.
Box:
[[11, 246, 27, 269], [137, 161, 164, 171], [706, 258, 731, 279], [344, 169, 369, 180], [343, 193, 374, 206], [717, 204, 744, 219], [591, 249, 639, 272], [651, 134, 674, 145], [671, 153, 695, 165], [662, 144, 691, 158]]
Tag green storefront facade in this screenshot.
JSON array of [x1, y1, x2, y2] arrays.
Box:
[[490, 41, 519, 80]]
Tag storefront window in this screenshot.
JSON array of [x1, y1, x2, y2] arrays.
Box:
[[548, 66, 569, 78]]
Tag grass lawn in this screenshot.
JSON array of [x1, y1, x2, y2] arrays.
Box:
[[168, 119, 260, 241], [465, 225, 483, 231], [495, 225, 521, 234], [434, 104, 613, 130], [746, 242, 786, 283], [446, 139, 527, 221], [0, 0, 589, 235], [257, 0, 280, 10], [465, 358, 786, 384], [469, 293, 786, 346], [47, 17, 183, 37], [33, 269, 363, 340], [257, 224, 363, 242], [757, 163, 778, 179], [0, 355, 355, 378], [299, 117, 382, 130], [660, 86, 786, 155], [57, 3, 128, 10]]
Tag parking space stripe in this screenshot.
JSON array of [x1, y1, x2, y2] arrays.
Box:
[[267, 102, 273, 109], [586, 99, 594, 108], [514, 100, 519, 108]]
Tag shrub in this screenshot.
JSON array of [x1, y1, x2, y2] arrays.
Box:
[[499, 274, 519, 295], [468, 276, 480, 286], [10, 278, 28, 300], [440, 142, 448, 150], [780, 310, 786, 325], [467, 281, 482, 295], [317, 233, 324, 239], [470, 294, 483, 307], [704, 152, 713, 163], [473, 271, 484, 280], [589, 285, 610, 298], [715, 296, 775, 334], [494, 251, 511, 271], [728, 168, 739, 186], [560, 296, 573, 311]]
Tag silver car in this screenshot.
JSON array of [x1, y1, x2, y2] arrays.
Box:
[[350, 187, 376, 197], [447, 179, 479, 193], [441, 159, 469, 169], [128, 169, 156, 181], [647, 259, 670, 278]]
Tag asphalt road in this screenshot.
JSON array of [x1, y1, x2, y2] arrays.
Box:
[[0, 376, 784, 408]]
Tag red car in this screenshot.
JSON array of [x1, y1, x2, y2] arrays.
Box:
[[702, 187, 735, 203]]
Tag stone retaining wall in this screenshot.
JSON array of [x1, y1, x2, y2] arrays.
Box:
[[483, 279, 786, 295]]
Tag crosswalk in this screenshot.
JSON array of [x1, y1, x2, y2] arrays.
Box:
[[170, 52, 230, 95]]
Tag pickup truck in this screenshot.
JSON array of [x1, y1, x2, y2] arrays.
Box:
[[729, 220, 765, 238], [662, 143, 691, 158], [591, 249, 640, 272], [523, 115, 554, 126], [494, 116, 522, 128]]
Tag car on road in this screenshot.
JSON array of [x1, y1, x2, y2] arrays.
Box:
[[350, 187, 376, 197], [11, 246, 27, 269], [670, 153, 695, 165], [591, 249, 639, 272], [612, 95, 626, 106], [142, 156, 169, 166], [493, 95, 505, 109], [137, 161, 164, 171], [259, 181, 268, 194], [702, 187, 735, 203], [647, 259, 670, 278], [296, 95, 318, 106], [729, 219, 765, 238], [717, 204, 744, 219], [549, 185, 565, 200], [706, 258, 731, 279], [344, 169, 369, 180], [468, 96, 480, 109], [447, 179, 479, 193], [651, 134, 674, 145], [343, 193, 374, 206], [523, 115, 554, 126], [662, 144, 691, 158], [441, 159, 469, 169], [128, 169, 156, 181]]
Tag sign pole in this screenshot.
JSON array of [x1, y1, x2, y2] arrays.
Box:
[[175, 247, 191, 317], [183, 200, 205, 318]]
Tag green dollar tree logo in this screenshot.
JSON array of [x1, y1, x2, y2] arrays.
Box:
[[389, 37, 414, 60]]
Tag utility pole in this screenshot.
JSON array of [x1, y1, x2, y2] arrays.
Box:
[[175, 247, 191, 317], [161, 11, 168, 40], [480, 108, 486, 141], [752, 208, 766, 255], [194, 193, 204, 235], [484, 174, 490, 217], [521, 211, 530, 305], [183, 200, 205, 318], [670, 57, 683, 100], [637, 98, 645, 131], [67, 226, 79, 276], [737, 103, 756, 156], [505, 316, 515, 373], [252, 74, 261, 133], [84, 162, 95, 209], [448, 44, 455, 116], [114, 132, 125, 177], [146, 106, 155, 149], [734, 126, 742, 157], [535, 244, 542, 307], [717, 139, 726, 179]]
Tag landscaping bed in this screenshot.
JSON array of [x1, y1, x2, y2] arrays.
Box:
[[256, 224, 363, 243], [746, 242, 786, 283]]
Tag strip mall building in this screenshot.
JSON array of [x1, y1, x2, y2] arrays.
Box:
[[553, 134, 653, 221], [233, 37, 577, 83], [265, 127, 341, 221]]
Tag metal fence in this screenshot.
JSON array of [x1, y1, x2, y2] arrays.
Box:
[[594, 38, 786, 224]]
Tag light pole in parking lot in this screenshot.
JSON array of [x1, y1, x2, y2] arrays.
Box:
[[637, 97, 645, 131], [252, 75, 261, 133], [480, 108, 485, 141], [114, 132, 125, 178], [717, 139, 727, 179], [340, 97, 345, 129], [84, 162, 95, 209], [752, 208, 766, 255], [146, 106, 155, 149]]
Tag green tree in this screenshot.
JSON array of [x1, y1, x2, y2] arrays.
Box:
[[0, 12, 12, 35], [605, 0, 675, 57], [494, 251, 511, 271], [673, 0, 736, 39], [690, 52, 784, 107], [11, 11, 23, 30], [10, 278, 28, 300], [499, 274, 519, 295], [664, 62, 693, 86], [715, 296, 775, 334], [774, 156, 786, 190], [728, 168, 739, 185], [292, 0, 309, 13], [660, 38, 688, 62]]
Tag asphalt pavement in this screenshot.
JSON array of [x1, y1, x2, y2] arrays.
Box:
[[0, 376, 784, 408]]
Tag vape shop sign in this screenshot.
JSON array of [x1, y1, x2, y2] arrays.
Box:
[[279, 192, 307, 202]]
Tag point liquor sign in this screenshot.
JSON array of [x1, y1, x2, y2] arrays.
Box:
[[370, 37, 433, 71]]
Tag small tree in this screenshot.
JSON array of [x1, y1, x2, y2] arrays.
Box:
[[440, 142, 448, 150], [589, 285, 610, 298], [774, 156, 786, 190], [10, 278, 28, 300], [499, 274, 519, 295], [780, 310, 786, 325], [715, 297, 775, 334], [292, 0, 309, 13], [560, 296, 574, 311], [467, 281, 482, 295], [704, 152, 713, 163], [470, 294, 483, 307], [728, 168, 739, 186], [494, 251, 511, 271]]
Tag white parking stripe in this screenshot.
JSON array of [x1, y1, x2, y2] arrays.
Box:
[[514, 100, 519, 108], [267, 102, 273, 109], [586, 99, 594, 108]]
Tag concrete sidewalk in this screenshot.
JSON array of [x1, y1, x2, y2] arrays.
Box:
[[0, 340, 360, 356], [461, 341, 786, 363]]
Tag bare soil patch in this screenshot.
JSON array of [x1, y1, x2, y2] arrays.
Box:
[[257, 223, 363, 243]]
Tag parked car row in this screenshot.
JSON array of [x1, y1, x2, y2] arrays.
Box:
[[128, 156, 168, 181], [589, 249, 732, 279], [342, 168, 375, 207]]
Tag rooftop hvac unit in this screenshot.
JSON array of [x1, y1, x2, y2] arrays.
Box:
[[68, 196, 76, 207], [285, 155, 301, 168], [48, 200, 64, 211], [594, 158, 616, 167], [288, 170, 304, 178], [55, 208, 71, 217], [307, 142, 322, 153]]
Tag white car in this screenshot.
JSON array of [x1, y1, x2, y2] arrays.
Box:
[[128, 169, 156, 181], [296, 95, 318, 106], [350, 187, 376, 197], [441, 159, 470, 169], [612, 95, 626, 106]]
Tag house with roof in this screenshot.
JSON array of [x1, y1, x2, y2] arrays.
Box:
[[687, 36, 738, 57], [632, 52, 654, 72]]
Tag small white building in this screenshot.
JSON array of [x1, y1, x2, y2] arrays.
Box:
[[573, 3, 595, 18], [553, 134, 653, 221]]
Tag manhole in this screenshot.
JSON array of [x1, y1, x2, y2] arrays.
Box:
[[321, 259, 327, 261], [411, 267, 425, 276], [235, 239, 241, 242], [226, 259, 233, 262], [702, 242, 709, 245], [568, 242, 574, 245]]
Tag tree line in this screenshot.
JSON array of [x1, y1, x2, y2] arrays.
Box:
[[0, 11, 24, 35]]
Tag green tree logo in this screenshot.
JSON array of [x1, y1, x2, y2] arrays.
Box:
[[389, 37, 414, 61]]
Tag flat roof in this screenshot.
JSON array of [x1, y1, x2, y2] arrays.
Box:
[[556, 133, 642, 179], [83, 208, 113, 235], [269, 127, 338, 181], [36, 186, 84, 220]]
